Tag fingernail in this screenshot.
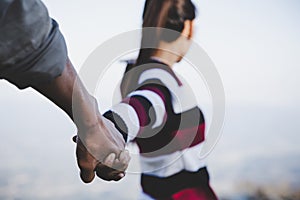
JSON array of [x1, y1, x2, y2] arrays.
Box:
[[119, 173, 125, 178], [108, 153, 116, 160]]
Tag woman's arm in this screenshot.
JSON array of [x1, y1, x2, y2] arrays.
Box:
[[103, 84, 168, 143]]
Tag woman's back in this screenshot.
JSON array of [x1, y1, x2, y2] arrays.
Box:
[[104, 59, 217, 199]]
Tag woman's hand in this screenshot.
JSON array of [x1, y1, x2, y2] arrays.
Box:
[[73, 116, 130, 183]]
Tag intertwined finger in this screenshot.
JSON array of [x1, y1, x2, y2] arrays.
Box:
[[94, 150, 130, 181], [73, 135, 129, 182], [113, 150, 131, 172]]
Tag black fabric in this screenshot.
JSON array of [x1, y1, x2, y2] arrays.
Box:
[[121, 59, 182, 98], [103, 111, 128, 142], [141, 167, 210, 199], [135, 85, 204, 155]]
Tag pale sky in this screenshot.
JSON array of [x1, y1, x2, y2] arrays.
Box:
[[40, 0, 300, 108], [0, 1, 300, 198], [1, 0, 300, 107]]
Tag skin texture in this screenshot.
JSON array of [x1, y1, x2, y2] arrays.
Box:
[[34, 58, 130, 183]]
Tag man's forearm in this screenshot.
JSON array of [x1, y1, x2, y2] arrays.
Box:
[[34, 58, 100, 129]]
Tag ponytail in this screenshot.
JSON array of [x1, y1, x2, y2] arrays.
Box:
[[136, 0, 173, 66], [120, 0, 196, 97]]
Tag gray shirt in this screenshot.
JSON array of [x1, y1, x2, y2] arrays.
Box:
[[0, 0, 67, 89]]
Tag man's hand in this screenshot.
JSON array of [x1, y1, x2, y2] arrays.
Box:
[[74, 116, 130, 183], [34, 59, 130, 183]]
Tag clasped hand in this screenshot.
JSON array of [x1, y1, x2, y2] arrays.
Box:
[[74, 116, 130, 183]]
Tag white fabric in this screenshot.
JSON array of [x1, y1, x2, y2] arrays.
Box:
[[140, 143, 206, 177], [138, 68, 197, 114]]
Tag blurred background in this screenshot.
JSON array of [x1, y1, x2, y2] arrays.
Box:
[[0, 0, 300, 199]]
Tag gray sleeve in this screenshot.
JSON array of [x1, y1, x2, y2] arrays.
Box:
[[0, 0, 68, 89]]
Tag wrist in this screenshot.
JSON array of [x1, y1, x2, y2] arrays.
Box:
[[73, 94, 102, 131]]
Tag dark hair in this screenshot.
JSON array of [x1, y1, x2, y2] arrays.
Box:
[[121, 0, 196, 97]]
